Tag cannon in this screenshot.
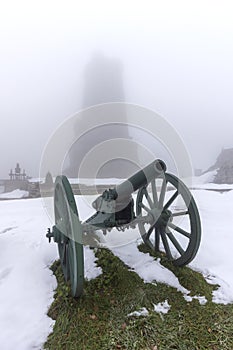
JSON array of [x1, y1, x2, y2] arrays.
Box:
[[46, 159, 201, 297]]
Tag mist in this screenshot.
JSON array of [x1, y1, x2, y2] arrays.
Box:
[[1, 1, 233, 178]]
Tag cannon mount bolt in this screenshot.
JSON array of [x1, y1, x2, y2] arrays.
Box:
[[46, 228, 54, 243]]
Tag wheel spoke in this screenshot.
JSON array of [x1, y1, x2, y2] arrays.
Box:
[[168, 222, 190, 238], [163, 190, 179, 210], [151, 179, 158, 206], [159, 178, 167, 208], [160, 230, 173, 260], [143, 237, 154, 251], [145, 225, 154, 240], [166, 229, 185, 256], [144, 188, 154, 209], [172, 211, 189, 217], [136, 172, 201, 267], [139, 202, 151, 213], [154, 227, 160, 251]]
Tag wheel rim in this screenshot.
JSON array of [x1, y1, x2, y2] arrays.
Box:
[[136, 173, 201, 266], [54, 176, 84, 297], [54, 182, 70, 281]]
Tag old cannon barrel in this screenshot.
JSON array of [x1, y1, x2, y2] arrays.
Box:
[[115, 159, 166, 200], [91, 159, 166, 212]]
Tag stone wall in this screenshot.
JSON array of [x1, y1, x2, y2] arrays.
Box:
[[1, 180, 29, 193]]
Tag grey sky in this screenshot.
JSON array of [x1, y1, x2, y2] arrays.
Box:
[[1, 1, 233, 178]]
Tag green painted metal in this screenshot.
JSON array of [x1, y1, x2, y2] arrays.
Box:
[[89, 159, 166, 229], [47, 159, 202, 298], [54, 175, 84, 297], [136, 173, 201, 266], [114, 159, 166, 200]]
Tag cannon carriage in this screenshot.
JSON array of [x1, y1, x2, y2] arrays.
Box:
[[47, 159, 201, 297]]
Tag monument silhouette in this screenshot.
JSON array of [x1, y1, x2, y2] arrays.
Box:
[[65, 52, 138, 178]]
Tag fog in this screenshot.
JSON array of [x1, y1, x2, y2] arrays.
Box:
[[1, 1, 233, 178]]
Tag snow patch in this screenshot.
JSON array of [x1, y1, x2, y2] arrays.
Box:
[[84, 247, 102, 280], [192, 169, 218, 185], [127, 307, 149, 317], [0, 189, 29, 199], [153, 300, 171, 314], [111, 241, 191, 300], [193, 296, 207, 305]]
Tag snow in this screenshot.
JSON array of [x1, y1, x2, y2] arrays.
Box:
[[192, 183, 233, 190], [84, 247, 102, 280], [127, 301, 171, 317], [192, 296, 207, 305], [153, 300, 171, 314], [0, 189, 29, 199], [191, 170, 233, 190], [0, 199, 56, 350], [0, 199, 102, 350], [111, 241, 190, 296], [127, 307, 149, 317], [0, 184, 233, 349], [190, 189, 233, 304], [28, 178, 44, 183], [192, 170, 218, 185], [68, 177, 123, 185]]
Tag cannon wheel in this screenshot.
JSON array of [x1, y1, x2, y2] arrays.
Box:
[[54, 176, 84, 297], [136, 173, 201, 266]]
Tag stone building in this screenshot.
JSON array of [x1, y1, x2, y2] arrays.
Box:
[[1, 163, 29, 193]]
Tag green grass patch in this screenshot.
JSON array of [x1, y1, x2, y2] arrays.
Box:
[[44, 247, 233, 350]]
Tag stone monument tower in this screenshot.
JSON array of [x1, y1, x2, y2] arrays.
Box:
[[66, 52, 138, 178]]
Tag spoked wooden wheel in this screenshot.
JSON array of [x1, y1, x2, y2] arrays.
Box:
[[54, 176, 84, 297], [136, 173, 201, 266]]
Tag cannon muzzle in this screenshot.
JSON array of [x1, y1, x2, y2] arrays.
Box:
[[115, 159, 166, 200], [92, 159, 166, 212]]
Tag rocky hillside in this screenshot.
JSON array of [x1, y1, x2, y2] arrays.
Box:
[[207, 148, 233, 184]]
